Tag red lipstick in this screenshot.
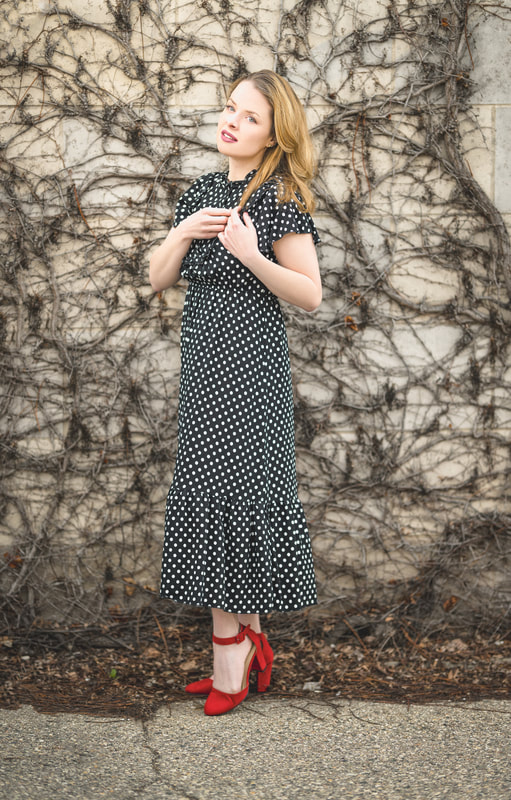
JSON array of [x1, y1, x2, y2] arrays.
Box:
[[221, 129, 238, 143]]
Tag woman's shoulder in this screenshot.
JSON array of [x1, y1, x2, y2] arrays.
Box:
[[250, 174, 309, 213], [251, 174, 320, 242], [245, 174, 280, 207]]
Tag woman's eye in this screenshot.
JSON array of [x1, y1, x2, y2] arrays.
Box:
[[247, 116, 256, 123]]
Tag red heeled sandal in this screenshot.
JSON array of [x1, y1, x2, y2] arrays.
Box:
[[203, 624, 265, 716], [185, 629, 273, 695]]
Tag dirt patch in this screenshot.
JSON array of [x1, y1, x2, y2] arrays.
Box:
[[2, 609, 510, 719]]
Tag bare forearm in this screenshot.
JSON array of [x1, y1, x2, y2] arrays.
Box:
[[245, 251, 321, 311], [149, 227, 192, 292]]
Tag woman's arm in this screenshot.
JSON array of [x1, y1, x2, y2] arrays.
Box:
[[218, 208, 322, 312], [149, 207, 231, 292]]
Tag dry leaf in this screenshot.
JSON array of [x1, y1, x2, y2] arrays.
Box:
[[442, 638, 468, 653], [143, 646, 161, 659], [180, 659, 197, 672], [443, 595, 459, 612]]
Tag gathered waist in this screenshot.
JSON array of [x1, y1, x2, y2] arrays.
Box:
[[185, 275, 274, 299], [180, 238, 273, 297]]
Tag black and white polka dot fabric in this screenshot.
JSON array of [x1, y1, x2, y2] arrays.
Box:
[[159, 170, 319, 613]]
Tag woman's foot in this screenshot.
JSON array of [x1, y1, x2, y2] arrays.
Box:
[[211, 636, 253, 694], [203, 624, 261, 716], [186, 611, 272, 698]]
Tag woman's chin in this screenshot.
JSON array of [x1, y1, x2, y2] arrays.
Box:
[[216, 137, 235, 156]]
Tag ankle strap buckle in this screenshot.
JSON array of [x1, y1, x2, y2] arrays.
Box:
[[212, 623, 251, 646]]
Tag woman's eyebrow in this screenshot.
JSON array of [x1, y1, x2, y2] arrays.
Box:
[[227, 98, 261, 118]]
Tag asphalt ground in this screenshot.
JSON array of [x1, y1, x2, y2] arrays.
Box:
[[0, 697, 510, 800]]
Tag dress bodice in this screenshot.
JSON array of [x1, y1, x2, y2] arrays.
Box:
[[173, 171, 319, 291]]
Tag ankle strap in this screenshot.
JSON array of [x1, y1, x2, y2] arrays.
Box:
[[212, 623, 251, 646]]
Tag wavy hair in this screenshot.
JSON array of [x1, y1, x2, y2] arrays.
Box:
[[226, 70, 317, 213]]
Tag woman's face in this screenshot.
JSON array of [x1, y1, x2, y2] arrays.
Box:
[[216, 80, 274, 170]]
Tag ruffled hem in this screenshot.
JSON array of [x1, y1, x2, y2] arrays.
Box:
[[159, 489, 317, 614], [157, 596, 317, 615]]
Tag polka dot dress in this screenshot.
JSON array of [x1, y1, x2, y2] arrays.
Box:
[[159, 170, 320, 613]]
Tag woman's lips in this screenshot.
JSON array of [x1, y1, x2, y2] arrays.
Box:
[[221, 129, 238, 143]]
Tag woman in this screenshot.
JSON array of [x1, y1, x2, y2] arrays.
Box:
[[149, 69, 321, 716]]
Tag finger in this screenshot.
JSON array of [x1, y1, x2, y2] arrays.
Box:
[[207, 217, 228, 229], [229, 207, 241, 227], [243, 212, 254, 228], [208, 207, 231, 217]]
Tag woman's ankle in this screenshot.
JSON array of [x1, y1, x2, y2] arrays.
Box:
[[237, 613, 261, 633], [211, 608, 239, 638]]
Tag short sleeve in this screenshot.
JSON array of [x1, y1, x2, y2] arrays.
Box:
[[172, 174, 211, 227], [270, 193, 321, 246]]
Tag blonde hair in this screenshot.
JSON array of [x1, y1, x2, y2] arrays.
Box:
[[227, 70, 316, 213]]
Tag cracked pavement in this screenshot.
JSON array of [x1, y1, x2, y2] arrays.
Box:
[[1, 697, 510, 799]]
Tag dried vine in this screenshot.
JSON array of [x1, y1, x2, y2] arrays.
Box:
[[1, 0, 510, 635]]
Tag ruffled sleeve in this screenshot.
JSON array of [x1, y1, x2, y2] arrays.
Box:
[[247, 182, 320, 252], [270, 194, 321, 245]]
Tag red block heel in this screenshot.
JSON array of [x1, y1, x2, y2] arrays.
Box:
[[203, 624, 265, 716], [185, 629, 273, 696]]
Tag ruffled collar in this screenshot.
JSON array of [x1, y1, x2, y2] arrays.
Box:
[[211, 169, 276, 213], [220, 168, 258, 185]]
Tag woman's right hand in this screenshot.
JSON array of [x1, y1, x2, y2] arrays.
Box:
[[149, 207, 232, 292], [178, 207, 232, 241]]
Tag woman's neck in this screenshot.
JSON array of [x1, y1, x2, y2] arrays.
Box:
[[227, 158, 259, 182]]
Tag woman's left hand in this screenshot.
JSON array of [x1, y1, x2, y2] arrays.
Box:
[[217, 207, 259, 267]]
